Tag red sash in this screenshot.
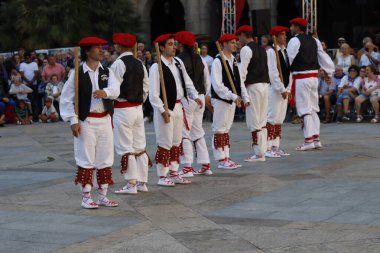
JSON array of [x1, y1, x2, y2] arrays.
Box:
[[114, 101, 142, 108], [88, 112, 108, 118]]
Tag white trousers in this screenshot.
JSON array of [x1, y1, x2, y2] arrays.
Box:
[[113, 105, 149, 183], [295, 77, 320, 139], [267, 85, 288, 149], [211, 98, 235, 161], [154, 103, 183, 177], [180, 95, 210, 165], [246, 83, 268, 156], [74, 115, 114, 169]]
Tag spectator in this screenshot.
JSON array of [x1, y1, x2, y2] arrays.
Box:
[[0, 56, 8, 84], [39, 96, 58, 123], [137, 50, 144, 61], [357, 37, 373, 61], [320, 40, 334, 60], [200, 43, 213, 72], [359, 41, 380, 68], [318, 69, 336, 123], [102, 50, 112, 67], [333, 65, 346, 89], [45, 74, 63, 115], [8, 74, 33, 113], [137, 42, 145, 53], [336, 65, 361, 121], [260, 35, 271, 49], [144, 49, 154, 70], [334, 37, 346, 60], [0, 78, 16, 125], [15, 100, 33, 125], [335, 43, 355, 74], [355, 65, 380, 123], [41, 55, 65, 82], [5, 54, 21, 77]]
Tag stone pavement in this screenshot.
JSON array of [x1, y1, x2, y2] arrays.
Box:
[[0, 121, 380, 253]]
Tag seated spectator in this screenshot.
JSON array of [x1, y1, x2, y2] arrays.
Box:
[[45, 74, 63, 101], [0, 109, 5, 126], [357, 37, 373, 61], [137, 50, 144, 61], [45, 74, 63, 115], [333, 65, 345, 89], [39, 97, 58, 123], [336, 65, 361, 121], [359, 41, 380, 68], [9, 75, 33, 113], [320, 40, 334, 60], [318, 69, 336, 123], [334, 37, 346, 60], [355, 65, 380, 123], [335, 43, 355, 74], [15, 100, 33, 125], [0, 77, 16, 124]]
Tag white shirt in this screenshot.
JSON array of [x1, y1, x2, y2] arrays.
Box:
[[110, 51, 149, 102], [338, 76, 361, 90], [287, 34, 335, 76], [211, 52, 241, 102], [42, 104, 57, 117], [336, 55, 354, 74], [201, 54, 214, 72], [266, 45, 292, 94], [362, 76, 380, 95], [9, 83, 33, 100], [200, 57, 212, 96], [60, 62, 120, 125], [20, 62, 38, 85], [149, 55, 199, 114]]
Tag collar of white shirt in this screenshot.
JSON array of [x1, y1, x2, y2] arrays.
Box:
[[116, 51, 133, 61], [161, 55, 175, 66], [82, 62, 104, 73]]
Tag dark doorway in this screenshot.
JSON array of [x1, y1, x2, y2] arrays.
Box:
[[150, 0, 185, 41]]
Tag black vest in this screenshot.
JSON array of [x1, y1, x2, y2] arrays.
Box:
[[78, 65, 113, 121], [119, 55, 144, 103], [159, 58, 187, 111], [278, 48, 291, 87], [211, 55, 241, 104], [244, 42, 269, 85], [290, 34, 319, 72], [177, 52, 206, 95]]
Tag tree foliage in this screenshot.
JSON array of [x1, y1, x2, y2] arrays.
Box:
[[0, 0, 140, 51]]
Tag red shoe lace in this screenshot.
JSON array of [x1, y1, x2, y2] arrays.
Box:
[[182, 167, 195, 174]]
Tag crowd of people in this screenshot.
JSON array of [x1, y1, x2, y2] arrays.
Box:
[[1, 35, 379, 127], [317, 36, 380, 123]]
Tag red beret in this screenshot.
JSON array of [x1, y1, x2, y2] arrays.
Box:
[[269, 26, 289, 36], [235, 25, 253, 35], [153, 33, 175, 44], [289, 17, 308, 27], [219, 34, 238, 44], [113, 33, 136, 48], [78, 36, 107, 47], [175, 31, 196, 47]]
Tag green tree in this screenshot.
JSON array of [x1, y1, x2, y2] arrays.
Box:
[[0, 0, 140, 51]]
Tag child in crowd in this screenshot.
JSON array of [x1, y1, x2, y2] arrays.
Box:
[[39, 97, 58, 123], [45, 74, 63, 102], [9, 74, 33, 113], [15, 100, 33, 125], [45, 74, 63, 115]]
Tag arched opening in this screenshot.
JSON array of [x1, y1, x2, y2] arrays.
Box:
[[150, 0, 185, 41]]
